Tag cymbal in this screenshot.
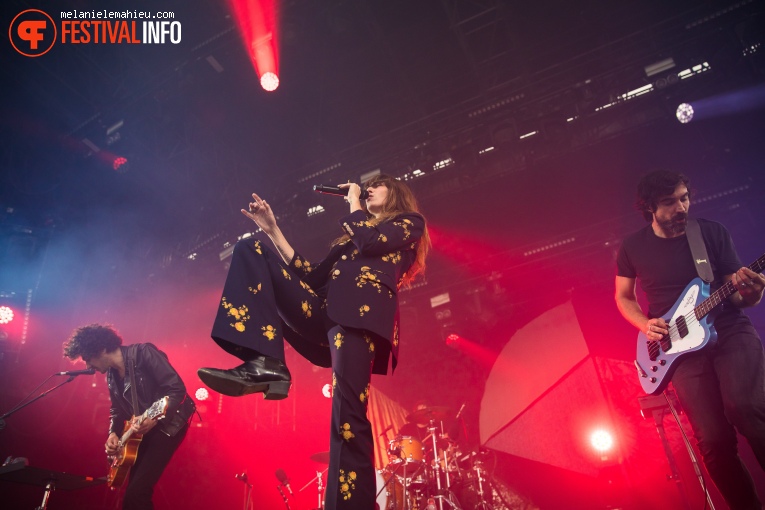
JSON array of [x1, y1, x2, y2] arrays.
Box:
[[309, 451, 330, 464], [406, 406, 453, 425]]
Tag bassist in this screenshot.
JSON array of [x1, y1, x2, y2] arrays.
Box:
[[63, 324, 195, 510], [615, 170, 765, 509]]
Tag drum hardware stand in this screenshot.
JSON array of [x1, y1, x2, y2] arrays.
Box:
[[471, 459, 492, 510], [299, 468, 328, 510], [638, 391, 713, 510]]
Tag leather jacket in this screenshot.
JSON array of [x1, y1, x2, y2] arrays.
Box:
[[107, 343, 195, 437]]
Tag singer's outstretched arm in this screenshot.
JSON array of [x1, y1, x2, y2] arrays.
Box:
[[241, 192, 295, 263]]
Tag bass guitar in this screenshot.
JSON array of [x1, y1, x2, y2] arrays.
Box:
[[107, 396, 169, 488], [635, 253, 765, 395]]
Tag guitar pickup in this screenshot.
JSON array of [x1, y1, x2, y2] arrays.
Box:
[[646, 340, 660, 361]]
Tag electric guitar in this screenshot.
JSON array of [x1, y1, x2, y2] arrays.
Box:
[[106, 396, 169, 488], [635, 253, 765, 395]]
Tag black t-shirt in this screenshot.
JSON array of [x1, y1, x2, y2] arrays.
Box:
[[616, 219, 747, 329]]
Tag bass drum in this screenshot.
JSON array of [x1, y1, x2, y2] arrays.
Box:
[[376, 469, 422, 510]]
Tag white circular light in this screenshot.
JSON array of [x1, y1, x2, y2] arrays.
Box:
[[195, 387, 210, 401], [322, 383, 332, 398], [676, 103, 694, 124], [590, 429, 614, 452], [260, 72, 280, 92], [0, 306, 14, 325]]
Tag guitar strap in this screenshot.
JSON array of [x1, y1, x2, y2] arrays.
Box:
[[686, 218, 714, 283], [127, 344, 140, 416]]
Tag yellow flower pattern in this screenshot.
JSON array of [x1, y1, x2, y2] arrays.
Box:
[[340, 423, 355, 442], [299, 280, 317, 297], [292, 256, 313, 274], [332, 372, 337, 390], [281, 268, 292, 280], [222, 298, 250, 332], [301, 301, 312, 318], [393, 218, 414, 240], [363, 333, 375, 353], [381, 251, 402, 264], [359, 304, 370, 316], [338, 470, 357, 501], [355, 267, 383, 293], [262, 325, 277, 340], [360, 383, 370, 403], [253, 241, 263, 254], [334, 332, 344, 349], [248, 283, 262, 295]]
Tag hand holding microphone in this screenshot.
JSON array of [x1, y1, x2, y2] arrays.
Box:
[[313, 184, 369, 201]]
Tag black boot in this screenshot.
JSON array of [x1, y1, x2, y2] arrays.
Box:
[[197, 356, 291, 400]]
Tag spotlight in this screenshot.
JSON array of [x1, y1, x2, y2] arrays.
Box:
[[322, 383, 332, 398], [260, 72, 279, 92], [113, 156, 129, 173], [676, 103, 694, 124], [195, 387, 210, 401], [445, 333, 460, 347], [590, 429, 614, 453], [0, 306, 14, 325]]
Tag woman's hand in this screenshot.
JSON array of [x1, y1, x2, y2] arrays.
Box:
[[339, 183, 363, 212], [241, 193, 278, 234]]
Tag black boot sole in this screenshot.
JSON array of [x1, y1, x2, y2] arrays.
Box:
[[197, 368, 291, 400]]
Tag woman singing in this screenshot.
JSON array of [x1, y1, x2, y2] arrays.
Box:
[[199, 173, 429, 508]]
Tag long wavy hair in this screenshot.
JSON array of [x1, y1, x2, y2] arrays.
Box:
[[332, 174, 430, 285]]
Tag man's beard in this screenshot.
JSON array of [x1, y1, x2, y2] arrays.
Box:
[[657, 213, 688, 236]]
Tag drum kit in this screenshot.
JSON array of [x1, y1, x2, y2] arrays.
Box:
[[374, 406, 496, 510], [299, 406, 503, 510]]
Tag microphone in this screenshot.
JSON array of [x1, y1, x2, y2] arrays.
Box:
[[56, 368, 96, 376], [275, 468, 293, 495], [235, 472, 248, 483], [378, 424, 394, 437], [313, 185, 369, 200]]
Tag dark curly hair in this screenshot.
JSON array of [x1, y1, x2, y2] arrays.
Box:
[[63, 323, 123, 360], [635, 170, 690, 222]]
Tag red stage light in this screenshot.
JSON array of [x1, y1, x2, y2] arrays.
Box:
[[0, 306, 14, 324], [589, 429, 614, 453], [260, 71, 279, 91], [229, 0, 279, 89], [445, 333, 460, 347], [112, 156, 129, 173]]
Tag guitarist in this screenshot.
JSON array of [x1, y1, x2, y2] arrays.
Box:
[[63, 323, 195, 509], [615, 170, 765, 509]]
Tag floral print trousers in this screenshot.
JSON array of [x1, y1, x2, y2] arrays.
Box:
[[210, 239, 377, 508]]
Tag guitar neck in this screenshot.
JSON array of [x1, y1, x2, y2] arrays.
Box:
[[696, 254, 765, 318], [119, 413, 147, 444]]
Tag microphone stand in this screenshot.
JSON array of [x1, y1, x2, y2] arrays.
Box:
[[276, 485, 291, 510], [0, 376, 78, 432]]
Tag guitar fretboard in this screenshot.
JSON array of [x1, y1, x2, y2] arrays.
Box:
[[695, 253, 765, 318]]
